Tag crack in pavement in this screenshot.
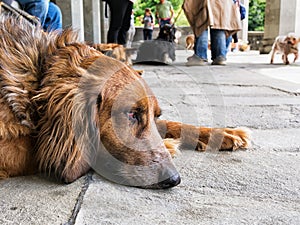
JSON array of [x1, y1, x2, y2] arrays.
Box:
[[63, 171, 94, 225]]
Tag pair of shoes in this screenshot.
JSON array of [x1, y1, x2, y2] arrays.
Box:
[[211, 57, 226, 66], [186, 54, 207, 66]]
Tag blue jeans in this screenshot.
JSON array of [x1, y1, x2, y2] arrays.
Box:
[[194, 29, 208, 60], [194, 29, 228, 61], [143, 29, 153, 40], [17, 0, 62, 31], [43, 2, 62, 31], [159, 19, 171, 28], [210, 29, 227, 60], [17, 0, 48, 26]]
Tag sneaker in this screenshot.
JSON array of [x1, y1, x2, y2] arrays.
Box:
[[211, 57, 227, 66], [186, 54, 194, 61], [186, 54, 207, 66]]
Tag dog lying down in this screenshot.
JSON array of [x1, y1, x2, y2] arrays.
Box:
[[270, 33, 300, 64], [0, 15, 251, 189]]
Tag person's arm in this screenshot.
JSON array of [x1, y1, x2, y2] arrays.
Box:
[[150, 15, 154, 23], [170, 8, 174, 19], [155, 6, 159, 19], [150, 15, 154, 27], [169, 3, 174, 23]]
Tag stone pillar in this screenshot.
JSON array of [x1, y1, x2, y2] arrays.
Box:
[[260, 0, 300, 53], [56, 0, 84, 41], [240, 0, 249, 43], [92, 0, 101, 43], [100, 1, 110, 43], [83, 0, 102, 43], [56, 0, 72, 28], [71, 0, 84, 41]]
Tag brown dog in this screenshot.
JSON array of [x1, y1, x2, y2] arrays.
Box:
[[91, 43, 144, 75], [270, 33, 300, 64], [0, 16, 250, 189], [185, 34, 195, 50], [91, 43, 133, 66]]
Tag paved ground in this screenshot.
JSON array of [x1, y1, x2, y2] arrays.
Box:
[[1, 50, 300, 225]]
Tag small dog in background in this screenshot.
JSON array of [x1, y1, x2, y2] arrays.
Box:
[[270, 33, 300, 64], [185, 34, 195, 50], [91, 43, 143, 75], [91, 43, 131, 65]]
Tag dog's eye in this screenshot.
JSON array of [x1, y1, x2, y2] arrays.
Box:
[[127, 112, 138, 123]]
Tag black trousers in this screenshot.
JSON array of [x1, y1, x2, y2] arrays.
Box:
[[107, 0, 133, 45]]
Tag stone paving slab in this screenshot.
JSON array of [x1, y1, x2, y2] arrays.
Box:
[[0, 176, 85, 225], [76, 127, 300, 225]]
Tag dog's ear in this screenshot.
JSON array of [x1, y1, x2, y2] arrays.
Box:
[[284, 36, 290, 42]]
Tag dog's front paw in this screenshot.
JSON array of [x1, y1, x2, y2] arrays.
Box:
[[221, 127, 252, 150]]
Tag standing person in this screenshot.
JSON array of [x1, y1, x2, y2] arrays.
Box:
[[125, 10, 136, 48], [155, 0, 174, 28], [106, 0, 135, 45], [183, 0, 242, 66], [16, 0, 62, 31], [227, 0, 247, 52], [142, 8, 154, 41]]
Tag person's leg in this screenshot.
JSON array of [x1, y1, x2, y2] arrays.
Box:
[[210, 29, 227, 65], [43, 2, 62, 31], [186, 29, 208, 66], [117, 1, 133, 45], [149, 29, 153, 40], [143, 29, 147, 40], [232, 32, 239, 52], [17, 0, 48, 26], [194, 29, 208, 60], [226, 35, 233, 53], [126, 27, 135, 47], [107, 0, 129, 43]]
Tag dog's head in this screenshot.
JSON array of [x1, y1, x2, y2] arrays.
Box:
[[285, 33, 299, 46], [76, 56, 180, 189], [157, 24, 176, 42]]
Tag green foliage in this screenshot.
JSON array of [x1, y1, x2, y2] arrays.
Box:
[[248, 0, 266, 31], [133, 0, 187, 26], [133, 0, 267, 30]]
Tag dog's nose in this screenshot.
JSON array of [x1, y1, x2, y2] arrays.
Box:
[[158, 173, 181, 189]]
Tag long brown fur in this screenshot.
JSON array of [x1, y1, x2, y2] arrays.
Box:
[[0, 15, 251, 187]]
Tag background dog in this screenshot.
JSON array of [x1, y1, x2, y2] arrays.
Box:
[[185, 34, 195, 50], [270, 33, 300, 64], [91, 43, 132, 66]]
